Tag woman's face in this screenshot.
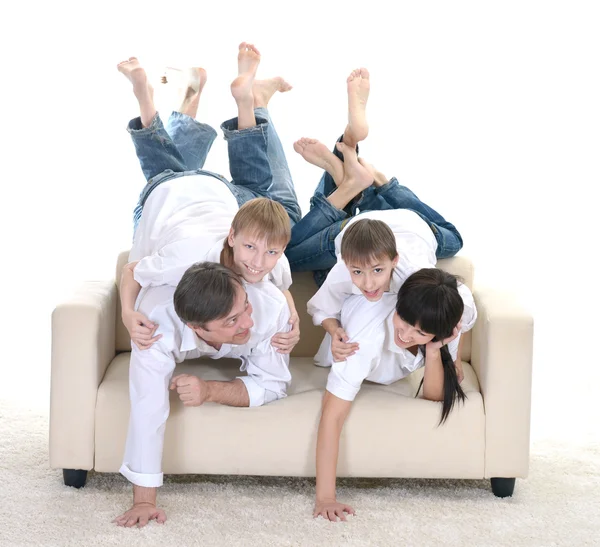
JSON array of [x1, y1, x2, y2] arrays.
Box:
[[392, 312, 436, 348], [228, 229, 285, 283]]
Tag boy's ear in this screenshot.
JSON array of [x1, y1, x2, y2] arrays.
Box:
[[392, 254, 400, 268], [227, 227, 235, 247]]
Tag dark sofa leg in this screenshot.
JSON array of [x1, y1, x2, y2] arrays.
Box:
[[491, 477, 515, 497], [63, 469, 88, 488]]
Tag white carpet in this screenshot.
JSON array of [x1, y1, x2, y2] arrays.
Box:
[[1, 399, 599, 547]]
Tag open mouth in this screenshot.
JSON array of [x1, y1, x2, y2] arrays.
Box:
[[398, 333, 411, 344], [244, 264, 262, 275], [364, 289, 380, 298]]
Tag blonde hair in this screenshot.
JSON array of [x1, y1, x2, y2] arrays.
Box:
[[340, 219, 398, 267], [222, 198, 291, 265]]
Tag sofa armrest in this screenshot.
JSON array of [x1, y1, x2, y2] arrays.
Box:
[[470, 286, 534, 479], [50, 280, 117, 470]]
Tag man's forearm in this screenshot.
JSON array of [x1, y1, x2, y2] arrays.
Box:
[[121, 262, 142, 313], [423, 348, 444, 401], [207, 379, 250, 407], [133, 485, 157, 506]]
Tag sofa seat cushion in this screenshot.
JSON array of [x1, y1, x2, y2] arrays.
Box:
[[95, 354, 484, 478]]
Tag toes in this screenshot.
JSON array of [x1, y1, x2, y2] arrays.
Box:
[[359, 67, 370, 79], [129, 56, 138, 62], [239, 42, 247, 50]]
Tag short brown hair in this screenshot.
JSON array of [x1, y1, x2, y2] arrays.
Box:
[[174, 262, 244, 328], [232, 198, 291, 247], [340, 219, 398, 267]]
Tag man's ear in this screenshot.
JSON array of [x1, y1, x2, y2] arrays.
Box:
[[227, 227, 235, 247]]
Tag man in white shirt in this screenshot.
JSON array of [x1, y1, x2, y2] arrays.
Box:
[[113, 262, 291, 528]]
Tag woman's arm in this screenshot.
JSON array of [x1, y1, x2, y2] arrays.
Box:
[[314, 391, 356, 522]]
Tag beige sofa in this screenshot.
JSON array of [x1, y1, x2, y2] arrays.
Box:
[[50, 252, 533, 497]]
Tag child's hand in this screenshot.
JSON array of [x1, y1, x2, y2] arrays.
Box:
[[271, 311, 300, 354], [313, 499, 356, 522], [122, 310, 162, 350], [331, 327, 359, 362]]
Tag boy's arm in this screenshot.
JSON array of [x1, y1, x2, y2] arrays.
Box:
[[271, 289, 300, 354], [120, 262, 161, 349]]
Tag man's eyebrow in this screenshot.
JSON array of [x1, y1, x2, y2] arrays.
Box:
[[223, 296, 248, 323]]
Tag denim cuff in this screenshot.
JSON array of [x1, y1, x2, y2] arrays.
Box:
[[309, 192, 349, 221], [374, 176, 400, 195], [126, 112, 163, 134], [220, 116, 269, 138]]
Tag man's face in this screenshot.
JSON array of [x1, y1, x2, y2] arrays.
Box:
[[192, 284, 254, 346], [228, 229, 285, 283], [391, 312, 435, 348], [345, 255, 399, 301]]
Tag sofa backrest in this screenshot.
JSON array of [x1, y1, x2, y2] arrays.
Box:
[[115, 251, 474, 361]]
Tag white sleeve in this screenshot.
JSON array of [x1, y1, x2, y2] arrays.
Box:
[[326, 343, 379, 401], [267, 254, 293, 291], [120, 344, 176, 488], [237, 304, 292, 407], [457, 283, 478, 333], [306, 261, 354, 326]]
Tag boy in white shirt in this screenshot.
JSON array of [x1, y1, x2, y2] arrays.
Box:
[[285, 67, 463, 288], [117, 43, 301, 353], [113, 262, 292, 528]]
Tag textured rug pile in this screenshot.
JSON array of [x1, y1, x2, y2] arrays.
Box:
[[1, 399, 598, 547]]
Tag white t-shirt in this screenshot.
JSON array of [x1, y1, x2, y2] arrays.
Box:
[[129, 175, 291, 290], [325, 293, 461, 401]]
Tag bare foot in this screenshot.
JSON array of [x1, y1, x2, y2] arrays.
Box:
[[117, 57, 153, 101], [253, 77, 292, 109], [345, 68, 370, 146], [293, 138, 344, 186], [336, 142, 373, 193], [231, 42, 261, 106]]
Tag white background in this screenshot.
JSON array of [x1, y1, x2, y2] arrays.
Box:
[[1, 0, 598, 444]]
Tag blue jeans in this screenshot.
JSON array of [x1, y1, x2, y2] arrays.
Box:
[[128, 108, 300, 232], [285, 136, 463, 286]]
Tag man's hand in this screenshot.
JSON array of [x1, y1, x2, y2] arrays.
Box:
[[271, 311, 300, 354], [170, 374, 209, 406], [123, 310, 162, 350], [331, 327, 359, 362], [113, 503, 166, 528], [313, 499, 356, 522]]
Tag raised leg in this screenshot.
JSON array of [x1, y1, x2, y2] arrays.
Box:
[[254, 82, 302, 224], [221, 43, 272, 199], [63, 469, 88, 488], [163, 67, 216, 171], [118, 57, 188, 181], [490, 477, 516, 498]]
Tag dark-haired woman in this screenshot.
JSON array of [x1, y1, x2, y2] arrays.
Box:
[[313, 268, 477, 522]]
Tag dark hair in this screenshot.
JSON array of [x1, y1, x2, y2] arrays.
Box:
[[396, 268, 465, 424], [174, 262, 244, 329], [340, 219, 398, 267]]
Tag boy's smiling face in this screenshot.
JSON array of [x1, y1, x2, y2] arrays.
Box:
[[345, 254, 398, 301]]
